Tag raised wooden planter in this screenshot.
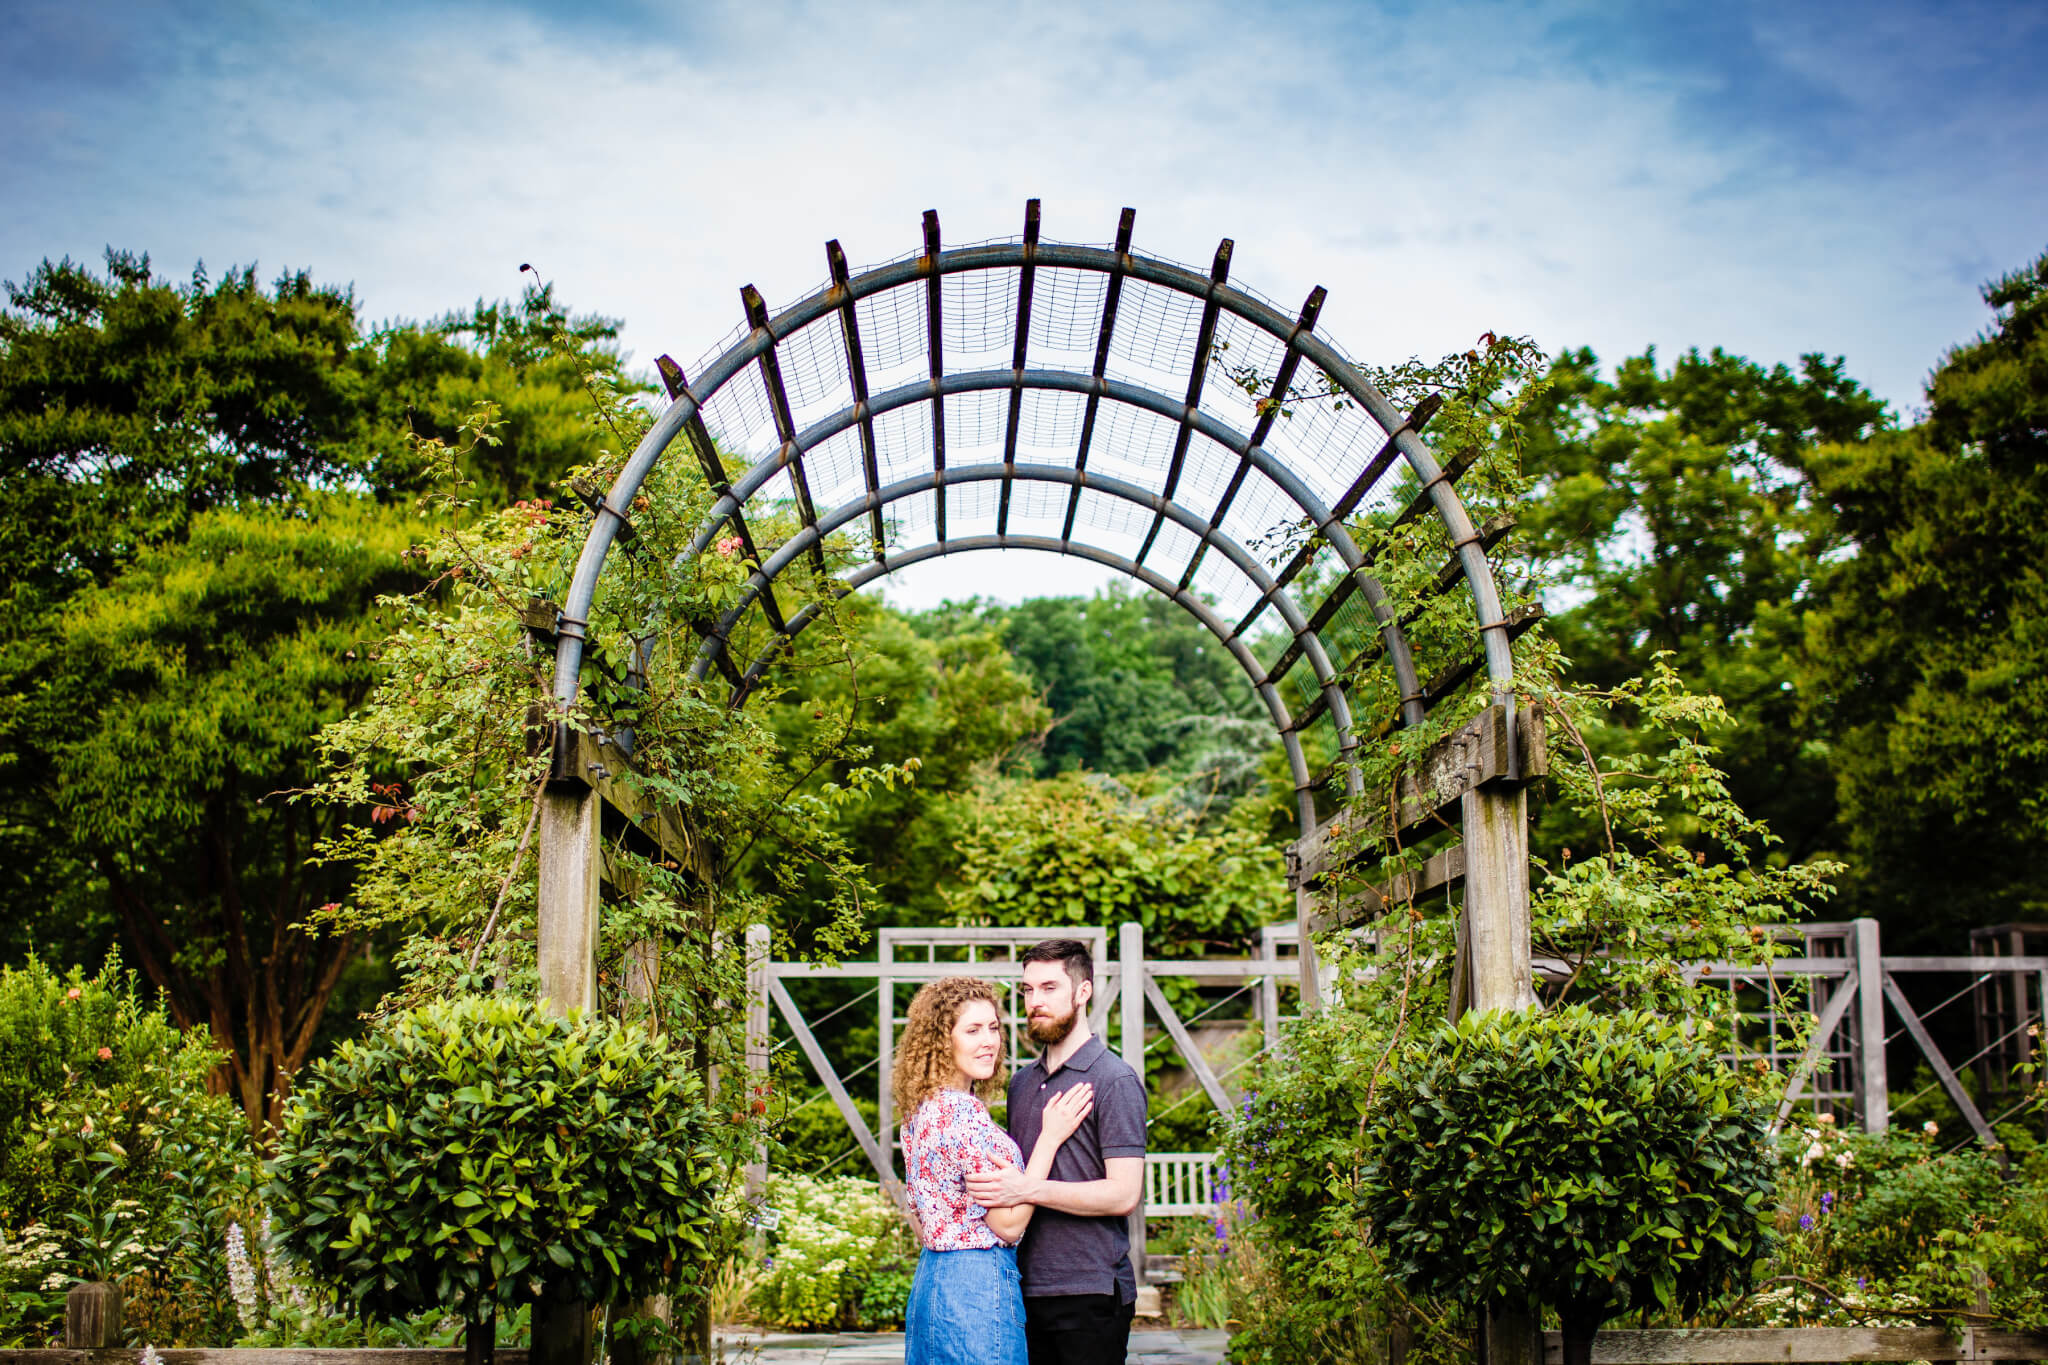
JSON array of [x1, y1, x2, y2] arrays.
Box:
[[1539, 1329, 2048, 1363]]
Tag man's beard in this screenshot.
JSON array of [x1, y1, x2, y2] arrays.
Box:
[[1026, 1006, 1078, 1047]]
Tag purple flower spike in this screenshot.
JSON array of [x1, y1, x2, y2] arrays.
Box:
[[1799, 1214, 1813, 1231]]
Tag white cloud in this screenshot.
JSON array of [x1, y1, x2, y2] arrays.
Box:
[[7, 0, 2044, 605]]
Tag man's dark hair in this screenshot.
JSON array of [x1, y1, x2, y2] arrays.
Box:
[[1020, 938, 1094, 989]]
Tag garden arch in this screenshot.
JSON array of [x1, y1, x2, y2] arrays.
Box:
[[535, 201, 1543, 1017]]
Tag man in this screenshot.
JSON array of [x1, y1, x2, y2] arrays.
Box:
[[966, 939, 1146, 1365]]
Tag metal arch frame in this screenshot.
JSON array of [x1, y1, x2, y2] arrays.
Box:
[[664, 365, 1433, 773], [692, 462, 1348, 824], [548, 213, 1518, 835], [675, 368, 1396, 742]]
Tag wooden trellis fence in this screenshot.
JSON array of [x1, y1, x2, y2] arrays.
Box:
[[746, 922, 1306, 1283]]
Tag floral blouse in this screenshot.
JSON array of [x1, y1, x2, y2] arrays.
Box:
[[903, 1089, 1022, 1251]]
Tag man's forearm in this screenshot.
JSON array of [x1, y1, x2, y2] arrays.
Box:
[[1024, 1174, 1140, 1217]]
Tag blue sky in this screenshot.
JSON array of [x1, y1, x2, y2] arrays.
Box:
[[6, 0, 2044, 606]]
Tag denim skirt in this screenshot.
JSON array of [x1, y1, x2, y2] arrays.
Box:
[[904, 1244, 1027, 1365]]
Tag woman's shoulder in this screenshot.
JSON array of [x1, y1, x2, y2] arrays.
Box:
[[909, 1089, 985, 1128], [909, 1087, 968, 1114]]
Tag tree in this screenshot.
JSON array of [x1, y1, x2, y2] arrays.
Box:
[[918, 586, 1268, 784], [942, 770, 1287, 953], [759, 598, 1050, 926], [1513, 345, 1887, 864], [1798, 247, 2048, 944], [1359, 1007, 1776, 1365], [46, 500, 417, 1128], [0, 251, 630, 1128]]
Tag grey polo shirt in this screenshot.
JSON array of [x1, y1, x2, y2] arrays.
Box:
[[1005, 1032, 1147, 1303]]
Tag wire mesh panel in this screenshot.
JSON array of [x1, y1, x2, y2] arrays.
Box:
[[697, 363, 778, 463], [855, 282, 932, 391], [872, 401, 934, 488], [776, 319, 853, 431], [1029, 268, 1110, 363], [942, 269, 1020, 369], [946, 478, 1001, 540], [805, 426, 869, 511], [1091, 400, 1180, 496]]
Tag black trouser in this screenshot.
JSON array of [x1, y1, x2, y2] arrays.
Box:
[[1024, 1292, 1135, 1365]]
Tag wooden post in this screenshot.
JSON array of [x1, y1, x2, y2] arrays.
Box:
[[745, 923, 771, 1197], [615, 934, 673, 1365], [530, 1290, 591, 1365], [64, 1282, 121, 1348], [1463, 745, 1537, 1365], [1461, 784, 1535, 1015], [878, 935, 896, 1168], [534, 769, 599, 1365], [1119, 920, 1147, 1290], [1253, 929, 1269, 1055], [1296, 881, 1323, 1010], [537, 785, 600, 1018], [1853, 918, 1890, 1134]]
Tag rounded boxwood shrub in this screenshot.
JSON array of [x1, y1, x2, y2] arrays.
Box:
[[1358, 1005, 1774, 1365], [265, 996, 717, 1356]]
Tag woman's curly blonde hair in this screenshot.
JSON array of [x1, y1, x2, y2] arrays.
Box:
[[892, 976, 1008, 1117]]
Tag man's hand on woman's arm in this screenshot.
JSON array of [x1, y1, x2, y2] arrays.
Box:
[[966, 1155, 1142, 1217]]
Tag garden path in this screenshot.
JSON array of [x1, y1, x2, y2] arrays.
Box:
[[712, 1327, 1230, 1363]]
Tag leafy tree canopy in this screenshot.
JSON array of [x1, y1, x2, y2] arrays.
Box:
[[1797, 246, 2048, 943], [0, 250, 632, 1127]]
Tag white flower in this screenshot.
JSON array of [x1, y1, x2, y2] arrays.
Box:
[[141, 1345, 163, 1365], [1816, 1112, 1836, 1126], [1801, 1141, 1825, 1169], [224, 1221, 260, 1329], [1835, 1150, 1855, 1169], [1922, 1120, 1939, 1136]]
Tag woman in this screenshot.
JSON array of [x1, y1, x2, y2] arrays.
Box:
[[894, 976, 1093, 1365]]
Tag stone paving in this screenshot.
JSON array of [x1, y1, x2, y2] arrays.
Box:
[[708, 1326, 1230, 1363]]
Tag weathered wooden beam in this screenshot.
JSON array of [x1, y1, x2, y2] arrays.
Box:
[[1062, 207, 1136, 542], [1177, 285, 1326, 593], [921, 210, 948, 544], [536, 784, 598, 1019], [547, 728, 696, 870], [1853, 917, 1889, 1133], [1141, 974, 1232, 1115], [1879, 955, 2048, 973], [997, 199, 1040, 537], [825, 240, 888, 560], [63, 1285, 119, 1349], [741, 283, 829, 581], [1136, 236, 1232, 565], [1464, 781, 1535, 1012], [1774, 974, 1863, 1125], [1307, 844, 1466, 933], [1233, 392, 1444, 648], [652, 355, 787, 635], [1293, 600, 1545, 742], [1288, 704, 1546, 886], [1880, 971, 1998, 1147], [1538, 1326, 2048, 1363], [1397, 512, 1516, 627], [767, 976, 910, 1215]]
